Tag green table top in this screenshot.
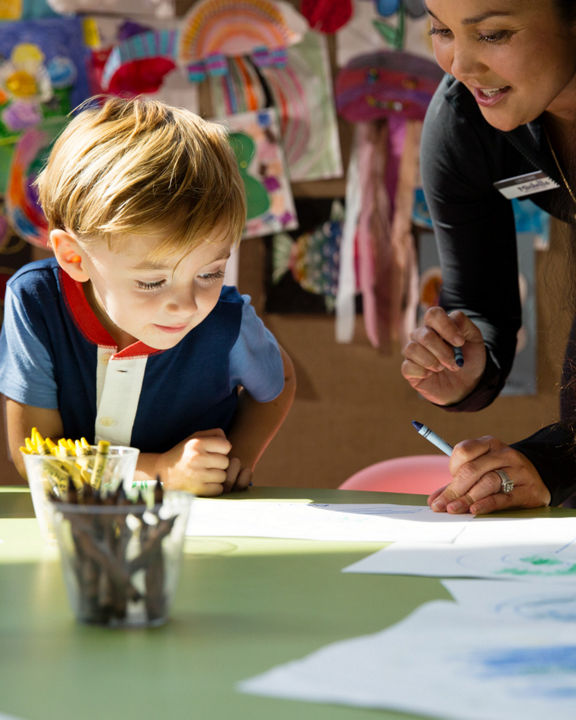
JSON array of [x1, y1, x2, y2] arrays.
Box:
[[0, 486, 572, 720]]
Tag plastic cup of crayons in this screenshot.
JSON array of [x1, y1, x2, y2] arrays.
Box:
[[50, 482, 193, 628], [21, 441, 140, 544]]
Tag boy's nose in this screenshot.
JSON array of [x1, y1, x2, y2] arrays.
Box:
[[166, 288, 197, 314]]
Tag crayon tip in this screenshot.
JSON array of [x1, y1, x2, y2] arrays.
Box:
[[453, 346, 464, 367], [411, 420, 423, 431]]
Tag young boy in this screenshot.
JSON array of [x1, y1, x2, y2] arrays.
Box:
[[0, 96, 295, 496]]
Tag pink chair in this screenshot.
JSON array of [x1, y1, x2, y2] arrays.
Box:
[[339, 454, 451, 495]]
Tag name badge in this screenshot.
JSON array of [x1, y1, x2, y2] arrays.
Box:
[[494, 170, 560, 199]]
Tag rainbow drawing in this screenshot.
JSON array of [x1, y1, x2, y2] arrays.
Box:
[[178, 0, 305, 65], [6, 127, 49, 248]]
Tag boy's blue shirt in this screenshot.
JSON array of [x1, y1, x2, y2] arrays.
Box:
[[0, 257, 284, 453]]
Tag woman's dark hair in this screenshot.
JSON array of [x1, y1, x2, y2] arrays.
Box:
[[556, 0, 576, 22]]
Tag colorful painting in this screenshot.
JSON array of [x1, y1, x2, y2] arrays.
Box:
[[266, 197, 343, 314], [0, 17, 90, 144], [223, 108, 297, 239], [209, 31, 342, 182]]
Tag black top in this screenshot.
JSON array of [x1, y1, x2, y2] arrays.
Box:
[[421, 74, 576, 505]]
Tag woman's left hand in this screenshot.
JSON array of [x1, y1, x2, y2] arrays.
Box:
[[427, 436, 551, 515]]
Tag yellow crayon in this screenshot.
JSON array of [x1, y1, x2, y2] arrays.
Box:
[[90, 439, 110, 490]]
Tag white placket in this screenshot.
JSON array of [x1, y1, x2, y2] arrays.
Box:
[[95, 346, 148, 445]]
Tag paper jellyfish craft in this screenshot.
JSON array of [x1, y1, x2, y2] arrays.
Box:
[[335, 50, 444, 123]]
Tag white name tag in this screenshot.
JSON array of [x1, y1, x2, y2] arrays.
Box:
[[494, 170, 560, 199]]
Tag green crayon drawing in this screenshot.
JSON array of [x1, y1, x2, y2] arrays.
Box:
[[229, 131, 270, 220], [497, 554, 576, 577]]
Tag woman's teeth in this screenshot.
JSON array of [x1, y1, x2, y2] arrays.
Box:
[[480, 88, 504, 97]]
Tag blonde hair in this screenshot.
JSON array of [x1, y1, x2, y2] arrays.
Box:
[[35, 95, 246, 253]]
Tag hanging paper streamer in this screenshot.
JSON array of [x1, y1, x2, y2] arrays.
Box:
[[224, 107, 297, 239], [5, 126, 53, 248], [101, 29, 178, 96], [178, 0, 307, 79]]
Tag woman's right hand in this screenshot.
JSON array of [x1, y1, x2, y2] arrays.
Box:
[[401, 307, 487, 406]]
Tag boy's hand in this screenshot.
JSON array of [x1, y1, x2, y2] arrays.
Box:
[[160, 428, 232, 496], [222, 457, 253, 493]]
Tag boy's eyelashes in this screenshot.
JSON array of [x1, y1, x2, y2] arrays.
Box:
[[134, 268, 226, 291]]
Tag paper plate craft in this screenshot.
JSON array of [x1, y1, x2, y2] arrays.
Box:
[[335, 50, 443, 123], [178, 0, 306, 79], [101, 28, 178, 96], [5, 126, 53, 248]]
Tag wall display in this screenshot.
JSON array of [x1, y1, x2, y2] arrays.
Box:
[[224, 107, 297, 239]]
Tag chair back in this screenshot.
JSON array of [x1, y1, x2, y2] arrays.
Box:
[[339, 454, 451, 494]]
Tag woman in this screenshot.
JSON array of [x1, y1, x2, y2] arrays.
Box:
[[401, 0, 576, 513]]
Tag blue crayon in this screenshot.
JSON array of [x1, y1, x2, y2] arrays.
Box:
[[411, 420, 453, 456], [453, 346, 464, 367]]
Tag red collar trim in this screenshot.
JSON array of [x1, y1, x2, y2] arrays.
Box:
[[60, 269, 162, 359]]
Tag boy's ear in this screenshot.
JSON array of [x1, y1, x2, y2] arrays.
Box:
[[50, 229, 89, 282]]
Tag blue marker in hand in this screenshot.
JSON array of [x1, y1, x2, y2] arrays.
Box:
[[411, 421, 453, 456], [453, 346, 464, 367]]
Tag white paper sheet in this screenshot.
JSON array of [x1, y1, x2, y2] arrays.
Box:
[[442, 579, 576, 621], [186, 500, 473, 543], [343, 516, 576, 579], [239, 599, 576, 720]]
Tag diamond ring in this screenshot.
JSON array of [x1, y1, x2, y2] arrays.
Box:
[[495, 469, 514, 494]]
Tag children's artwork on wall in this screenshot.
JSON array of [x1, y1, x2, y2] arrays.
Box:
[[178, 0, 308, 81], [265, 198, 343, 313], [337, 0, 434, 67], [45, 0, 175, 17], [0, 16, 90, 144], [100, 27, 178, 96], [335, 50, 443, 123], [334, 49, 440, 350], [0, 0, 58, 19], [0, 16, 90, 245], [5, 125, 60, 248], [260, 31, 342, 182], [300, 0, 353, 33], [209, 31, 342, 182], [223, 107, 297, 239]]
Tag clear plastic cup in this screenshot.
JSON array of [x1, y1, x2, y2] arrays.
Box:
[[49, 489, 193, 627], [21, 445, 140, 543]]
